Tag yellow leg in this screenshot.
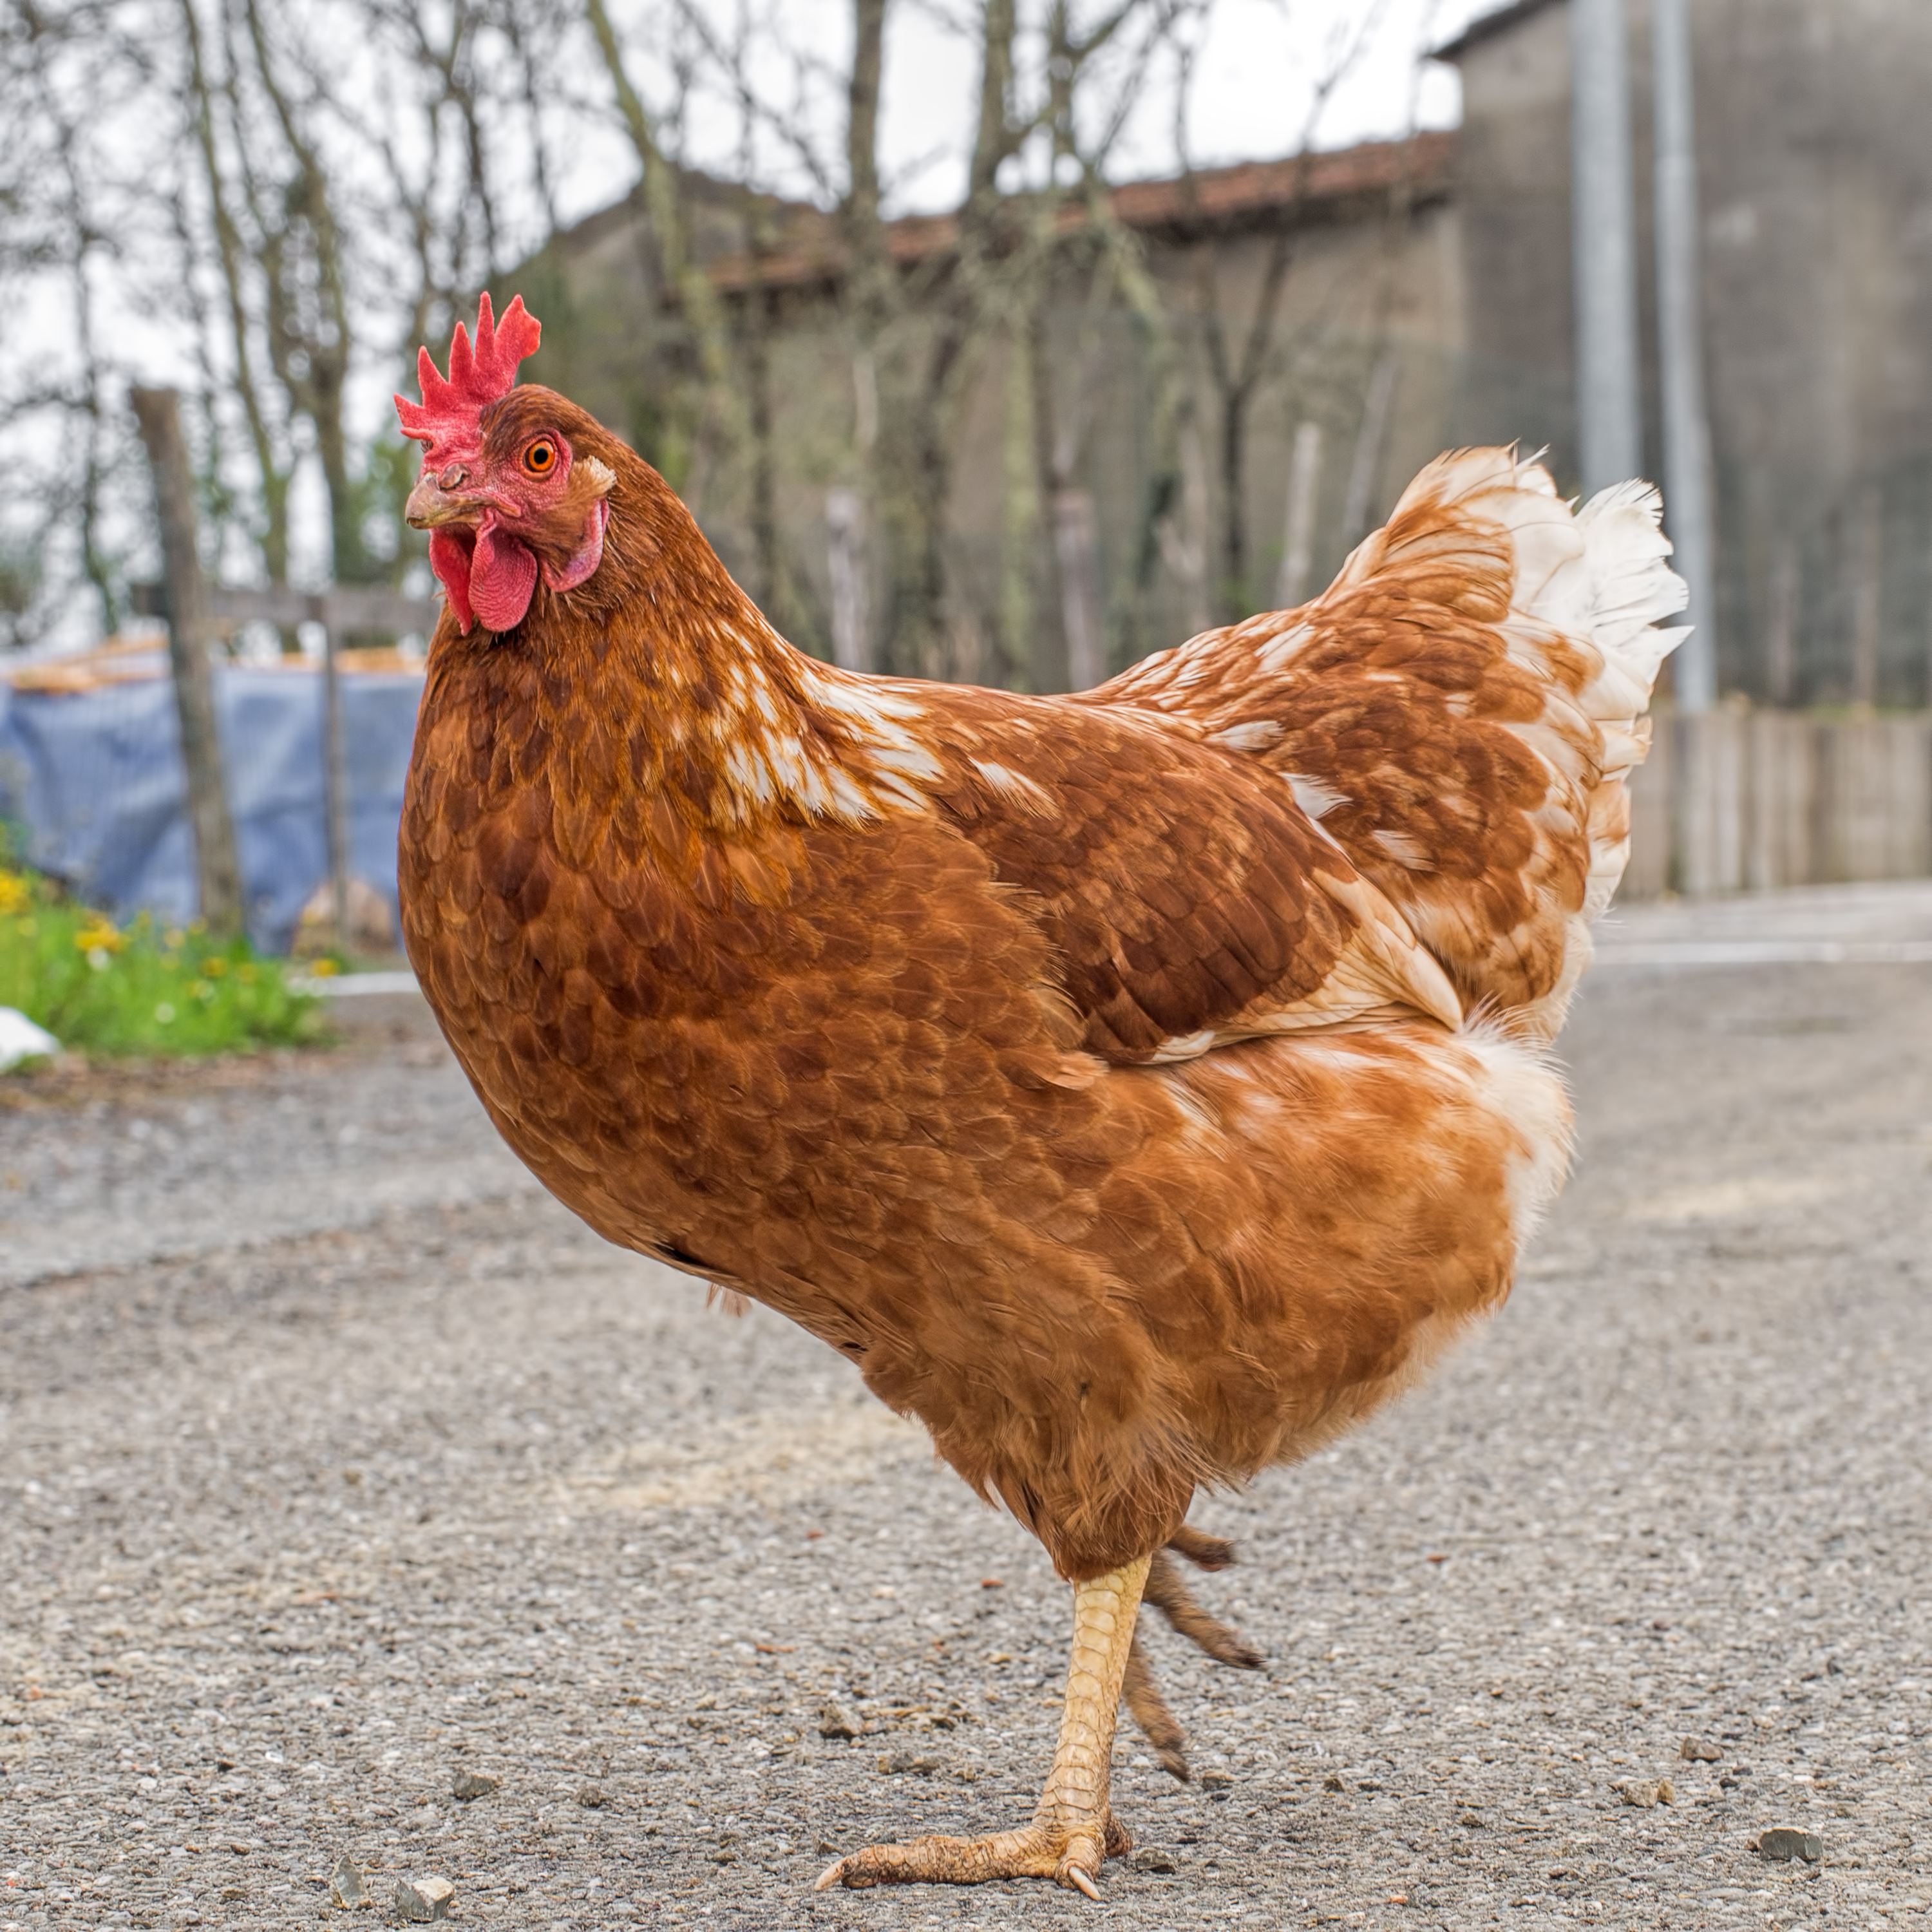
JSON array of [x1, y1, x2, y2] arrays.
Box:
[[815, 1553, 1151, 1897]]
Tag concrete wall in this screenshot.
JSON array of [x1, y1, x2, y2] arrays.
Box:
[[526, 171, 1470, 683], [1448, 0, 1932, 706]]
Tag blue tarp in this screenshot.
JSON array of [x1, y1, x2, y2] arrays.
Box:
[[0, 668, 425, 955]]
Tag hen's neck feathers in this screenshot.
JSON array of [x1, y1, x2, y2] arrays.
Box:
[[425, 428, 940, 833]]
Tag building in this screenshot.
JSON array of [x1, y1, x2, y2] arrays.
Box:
[[531, 0, 1932, 703], [1442, 0, 1932, 706]]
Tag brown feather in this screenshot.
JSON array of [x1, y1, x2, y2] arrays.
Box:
[[401, 411, 1662, 1580]]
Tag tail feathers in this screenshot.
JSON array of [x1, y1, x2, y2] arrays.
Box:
[[1391, 454, 1689, 923], [1097, 446, 1689, 1036], [1499, 470, 1691, 719]]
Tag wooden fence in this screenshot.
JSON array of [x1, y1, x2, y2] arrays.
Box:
[[1624, 711, 1932, 898]]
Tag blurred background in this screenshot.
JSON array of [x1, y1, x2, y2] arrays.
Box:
[[2, 0, 1929, 951]]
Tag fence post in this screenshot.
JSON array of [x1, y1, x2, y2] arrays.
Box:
[[318, 601, 352, 957], [825, 488, 871, 673], [130, 386, 244, 942], [1852, 486, 1883, 710], [1052, 488, 1106, 690], [1275, 421, 1323, 609], [1341, 354, 1399, 547]]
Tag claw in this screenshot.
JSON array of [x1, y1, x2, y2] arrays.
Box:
[[813, 1558, 1146, 1895], [811, 1821, 1127, 1892], [1166, 1525, 1238, 1571]]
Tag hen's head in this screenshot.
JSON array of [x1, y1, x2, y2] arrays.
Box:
[[395, 294, 616, 634]]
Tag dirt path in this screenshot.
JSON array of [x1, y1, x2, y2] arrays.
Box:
[[2, 891, 1929, 1930]]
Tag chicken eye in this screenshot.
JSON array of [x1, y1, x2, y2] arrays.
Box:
[[524, 438, 558, 476]]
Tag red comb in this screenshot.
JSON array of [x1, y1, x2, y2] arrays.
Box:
[[395, 292, 542, 450]]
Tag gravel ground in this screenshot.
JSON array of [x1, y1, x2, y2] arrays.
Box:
[[1, 887, 1929, 1931]]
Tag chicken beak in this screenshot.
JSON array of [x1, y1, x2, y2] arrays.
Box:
[[405, 471, 486, 531]]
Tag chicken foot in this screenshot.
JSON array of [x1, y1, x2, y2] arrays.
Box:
[[1121, 1539, 1264, 1781], [1146, 1544, 1264, 1670], [815, 1553, 1150, 1897]]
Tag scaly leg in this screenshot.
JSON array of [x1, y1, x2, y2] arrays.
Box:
[[815, 1553, 1150, 1898]]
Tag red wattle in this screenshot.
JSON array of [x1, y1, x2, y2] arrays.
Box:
[[469, 515, 540, 633], [428, 527, 477, 632]]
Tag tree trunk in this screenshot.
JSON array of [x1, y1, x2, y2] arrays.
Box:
[[131, 386, 244, 942], [1217, 381, 1249, 621]]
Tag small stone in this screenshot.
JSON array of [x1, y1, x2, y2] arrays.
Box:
[[1200, 1769, 1234, 1801], [815, 1837, 842, 1856], [817, 1701, 860, 1739], [451, 1769, 498, 1801], [1457, 1810, 1484, 1828], [0, 1008, 60, 1072], [1616, 1779, 1674, 1808], [878, 1748, 943, 1775], [1130, 1846, 1179, 1873], [393, 1876, 455, 1922], [1680, 1736, 1722, 1762], [1323, 1773, 1347, 1793], [576, 1782, 609, 1808], [327, 1853, 365, 1909], [1755, 1828, 1824, 1863]]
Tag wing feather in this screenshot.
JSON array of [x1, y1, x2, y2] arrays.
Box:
[[912, 688, 1461, 1061]]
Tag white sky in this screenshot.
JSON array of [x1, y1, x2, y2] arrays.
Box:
[[875, 0, 1495, 213], [6, 0, 1511, 648], [627, 0, 1503, 220]]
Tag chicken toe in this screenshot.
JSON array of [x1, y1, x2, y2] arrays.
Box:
[[1122, 1627, 1189, 1781], [815, 1555, 1148, 1895], [1146, 1547, 1264, 1671]]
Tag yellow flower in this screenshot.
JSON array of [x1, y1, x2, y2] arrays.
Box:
[[308, 958, 341, 978], [0, 871, 30, 918], [203, 956, 229, 978], [77, 920, 127, 960]]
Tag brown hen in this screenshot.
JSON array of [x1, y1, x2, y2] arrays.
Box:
[[395, 295, 1687, 1897]]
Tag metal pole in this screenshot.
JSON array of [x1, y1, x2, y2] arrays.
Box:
[[1570, 0, 1644, 493], [129, 386, 245, 940], [1653, 0, 1719, 712]]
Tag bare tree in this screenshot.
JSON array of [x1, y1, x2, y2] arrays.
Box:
[[1169, 0, 1399, 620], [0, 1, 157, 646]]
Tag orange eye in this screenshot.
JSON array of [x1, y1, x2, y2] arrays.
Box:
[[524, 438, 558, 476]]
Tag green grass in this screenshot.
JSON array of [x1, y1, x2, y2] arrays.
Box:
[[0, 860, 327, 1061]]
